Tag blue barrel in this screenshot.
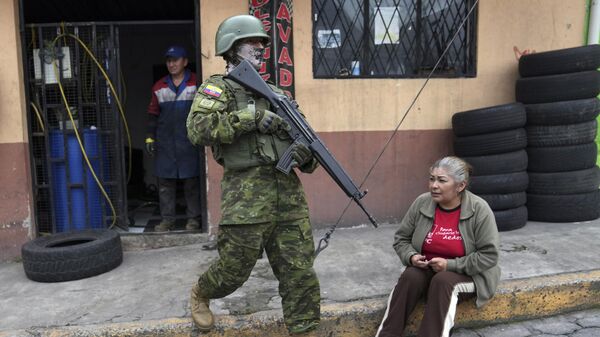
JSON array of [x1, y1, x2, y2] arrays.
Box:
[[49, 129, 105, 232], [67, 131, 86, 230], [84, 129, 103, 229], [49, 131, 68, 232]]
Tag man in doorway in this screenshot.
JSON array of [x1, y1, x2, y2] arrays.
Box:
[[145, 45, 201, 232], [186, 15, 320, 334]]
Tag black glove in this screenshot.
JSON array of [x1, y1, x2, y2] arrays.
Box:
[[145, 138, 156, 157], [291, 143, 313, 168], [256, 109, 286, 134]]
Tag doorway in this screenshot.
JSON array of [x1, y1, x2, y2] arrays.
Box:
[[20, 0, 207, 235]]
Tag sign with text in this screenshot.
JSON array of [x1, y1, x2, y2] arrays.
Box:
[[249, 0, 295, 98]]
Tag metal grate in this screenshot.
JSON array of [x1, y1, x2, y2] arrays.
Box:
[[312, 0, 477, 78], [25, 23, 127, 234]]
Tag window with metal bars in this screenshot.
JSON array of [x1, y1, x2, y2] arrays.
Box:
[[312, 0, 477, 78]]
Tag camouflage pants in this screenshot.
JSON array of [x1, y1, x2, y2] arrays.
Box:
[[196, 218, 320, 327]]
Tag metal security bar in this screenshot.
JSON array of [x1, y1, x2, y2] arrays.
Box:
[[312, 0, 477, 78], [25, 23, 127, 233]]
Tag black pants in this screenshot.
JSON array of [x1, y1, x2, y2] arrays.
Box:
[[158, 177, 201, 221], [376, 267, 475, 337]]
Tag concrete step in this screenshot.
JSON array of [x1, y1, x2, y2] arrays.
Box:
[[3, 269, 598, 337]]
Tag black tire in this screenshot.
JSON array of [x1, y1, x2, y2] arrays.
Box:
[[494, 206, 527, 232], [527, 190, 600, 223], [463, 150, 528, 176], [527, 143, 598, 172], [519, 44, 600, 77], [454, 128, 527, 156], [526, 120, 597, 147], [452, 103, 526, 137], [525, 98, 600, 125], [515, 71, 600, 104], [527, 166, 600, 195], [479, 192, 527, 210], [21, 230, 123, 282], [469, 171, 529, 195]]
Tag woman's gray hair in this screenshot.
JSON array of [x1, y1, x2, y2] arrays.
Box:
[[430, 156, 473, 185]]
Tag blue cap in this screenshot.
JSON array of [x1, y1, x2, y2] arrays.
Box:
[[165, 45, 187, 59]]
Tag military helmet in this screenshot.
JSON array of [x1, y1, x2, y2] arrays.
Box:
[[215, 15, 270, 56]]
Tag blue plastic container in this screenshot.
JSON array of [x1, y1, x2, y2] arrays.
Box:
[[49, 129, 104, 232]]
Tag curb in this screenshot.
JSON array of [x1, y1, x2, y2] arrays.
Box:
[[2, 270, 599, 337]]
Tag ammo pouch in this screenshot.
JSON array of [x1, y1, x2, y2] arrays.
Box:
[[214, 78, 292, 170]]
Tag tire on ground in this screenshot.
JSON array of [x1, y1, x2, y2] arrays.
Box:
[[518, 44, 600, 77], [515, 71, 600, 104], [526, 120, 597, 147], [479, 192, 527, 210], [527, 190, 600, 223], [21, 229, 123, 282], [527, 166, 600, 195], [525, 98, 600, 125], [454, 128, 527, 156], [526, 143, 597, 172], [463, 150, 528, 175], [493, 206, 528, 232], [469, 171, 529, 195], [452, 103, 526, 137]]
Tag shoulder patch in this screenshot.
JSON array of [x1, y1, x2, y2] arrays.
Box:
[[203, 84, 223, 98], [198, 98, 216, 109]]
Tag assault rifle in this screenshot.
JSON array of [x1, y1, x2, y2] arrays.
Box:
[[226, 60, 378, 228]]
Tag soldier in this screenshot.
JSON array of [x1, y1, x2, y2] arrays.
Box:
[[186, 15, 321, 334]]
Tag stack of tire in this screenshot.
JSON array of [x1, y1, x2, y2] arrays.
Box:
[[517, 44, 600, 223], [452, 103, 528, 231]]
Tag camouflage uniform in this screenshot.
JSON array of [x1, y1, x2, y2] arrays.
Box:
[[186, 74, 320, 329]]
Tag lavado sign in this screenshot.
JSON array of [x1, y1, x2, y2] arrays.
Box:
[[249, 0, 295, 98]]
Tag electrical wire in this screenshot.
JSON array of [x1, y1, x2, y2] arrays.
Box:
[[51, 33, 132, 182], [49, 32, 134, 228], [51, 60, 118, 228], [314, 0, 481, 257], [30, 102, 45, 132]]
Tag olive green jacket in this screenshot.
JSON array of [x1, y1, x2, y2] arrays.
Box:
[[393, 190, 501, 307]]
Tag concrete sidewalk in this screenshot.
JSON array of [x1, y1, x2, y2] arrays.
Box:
[[0, 220, 599, 336]]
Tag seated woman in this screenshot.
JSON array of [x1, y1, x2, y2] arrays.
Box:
[[376, 156, 501, 337]]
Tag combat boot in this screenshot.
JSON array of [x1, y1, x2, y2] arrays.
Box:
[[154, 219, 175, 232], [289, 321, 319, 334], [186, 218, 200, 231], [190, 283, 214, 331]]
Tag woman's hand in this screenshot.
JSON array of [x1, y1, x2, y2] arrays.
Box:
[[428, 257, 448, 272], [410, 254, 429, 269]]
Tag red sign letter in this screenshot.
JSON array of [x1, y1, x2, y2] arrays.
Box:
[[279, 68, 293, 86], [278, 47, 293, 66], [277, 23, 291, 43], [276, 3, 291, 23]]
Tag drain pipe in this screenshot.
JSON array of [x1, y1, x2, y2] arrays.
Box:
[[589, 0, 600, 44]]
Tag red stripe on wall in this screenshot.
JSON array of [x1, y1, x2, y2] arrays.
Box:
[[205, 129, 454, 230]]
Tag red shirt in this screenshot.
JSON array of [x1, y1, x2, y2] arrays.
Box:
[[422, 206, 465, 261]]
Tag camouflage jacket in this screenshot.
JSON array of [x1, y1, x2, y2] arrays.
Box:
[[186, 74, 318, 224]]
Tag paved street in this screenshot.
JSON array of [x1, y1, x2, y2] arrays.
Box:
[[453, 308, 600, 337]]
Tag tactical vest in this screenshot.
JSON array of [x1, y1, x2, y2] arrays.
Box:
[[213, 76, 292, 170]]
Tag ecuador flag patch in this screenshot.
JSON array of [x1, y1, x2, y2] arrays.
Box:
[[203, 85, 223, 98]]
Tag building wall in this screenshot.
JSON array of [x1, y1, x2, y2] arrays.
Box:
[[0, 0, 589, 260], [199, 0, 588, 229], [0, 0, 34, 260]]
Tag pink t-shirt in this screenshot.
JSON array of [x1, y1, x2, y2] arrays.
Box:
[[422, 206, 465, 261]]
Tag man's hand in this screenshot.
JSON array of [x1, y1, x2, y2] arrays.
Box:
[[145, 138, 156, 157], [256, 109, 285, 134], [291, 143, 313, 168]]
